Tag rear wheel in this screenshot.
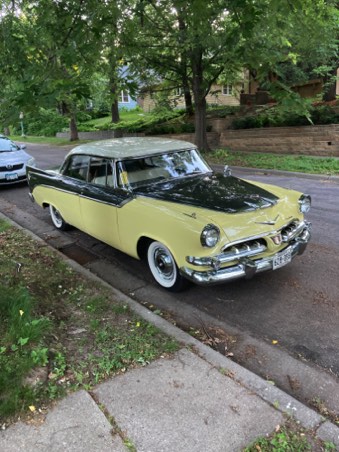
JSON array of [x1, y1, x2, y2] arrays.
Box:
[[49, 205, 69, 231], [147, 241, 188, 292]]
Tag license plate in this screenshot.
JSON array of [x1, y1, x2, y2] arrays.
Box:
[[272, 247, 292, 270], [5, 173, 18, 181]]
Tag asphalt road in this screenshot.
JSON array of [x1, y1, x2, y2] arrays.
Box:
[[1, 142, 339, 408]]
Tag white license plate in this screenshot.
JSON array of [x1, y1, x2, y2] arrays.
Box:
[[5, 173, 18, 181], [272, 247, 292, 270]]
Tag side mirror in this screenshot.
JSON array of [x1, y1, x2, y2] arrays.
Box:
[[223, 165, 232, 177], [19, 144, 27, 150]]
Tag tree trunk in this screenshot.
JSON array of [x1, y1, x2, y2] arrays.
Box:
[[193, 95, 209, 151], [191, 51, 210, 151], [111, 83, 120, 123], [69, 113, 79, 141], [322, 65, 338, 102], [177, 11, 194, 116], [62, 101, 79, 141], [183, 80, 194, 116]]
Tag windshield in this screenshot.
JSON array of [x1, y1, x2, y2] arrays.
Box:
[[117, 149, 212, 188], [0, 138, 18, 152]]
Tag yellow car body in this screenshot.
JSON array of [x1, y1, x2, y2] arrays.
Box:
[[27, 137, 311, 291]]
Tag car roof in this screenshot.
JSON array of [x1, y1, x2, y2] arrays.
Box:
[[67, 137, 196, 160]]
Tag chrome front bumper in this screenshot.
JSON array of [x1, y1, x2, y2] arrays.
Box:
[[180, 222, 311, 286]]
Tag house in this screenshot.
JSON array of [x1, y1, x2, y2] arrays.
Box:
[[138, 81, 246, 112], [117, 66, 139, 110], [128, 67, 339, 112]]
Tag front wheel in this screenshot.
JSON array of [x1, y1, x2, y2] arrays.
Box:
[[49, 205, 70, 231], [147, 241, 188, 292]]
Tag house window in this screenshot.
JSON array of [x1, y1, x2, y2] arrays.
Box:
[[119, 90, 129, 103], [222, 84, 233, 96]]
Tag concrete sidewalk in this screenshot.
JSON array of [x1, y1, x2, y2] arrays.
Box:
[[0, 216, 339, 451], [1, 340, 338, 451]]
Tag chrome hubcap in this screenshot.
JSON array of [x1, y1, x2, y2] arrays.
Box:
[[154, 248, 174, 280]]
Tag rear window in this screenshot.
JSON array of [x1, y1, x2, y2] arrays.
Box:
[[62, 155, 90, 180]]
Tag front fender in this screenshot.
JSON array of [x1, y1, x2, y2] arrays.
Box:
[[117, 196, 221, 267]]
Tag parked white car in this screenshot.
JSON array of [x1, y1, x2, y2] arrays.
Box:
[[0, 135, 36, 185]]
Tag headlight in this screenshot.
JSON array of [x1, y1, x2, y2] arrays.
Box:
[[200, 224, 220, 247], [27, 157, 36, 167], [299, 194, 311, 213]]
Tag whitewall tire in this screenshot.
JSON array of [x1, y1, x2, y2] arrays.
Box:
[[49, 205, 69, 231], [147, 241, 188, 292]]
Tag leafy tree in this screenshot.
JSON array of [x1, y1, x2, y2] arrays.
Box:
[[0, 0, 105, 140], [0, 0, 337, 144], [124, 0, 338, 150]]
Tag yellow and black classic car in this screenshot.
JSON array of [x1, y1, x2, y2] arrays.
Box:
[[27, 137, 311, 291]]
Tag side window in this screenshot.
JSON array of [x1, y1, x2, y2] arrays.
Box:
[[88, 158, 114, 187], [62, 155, 90, 181]]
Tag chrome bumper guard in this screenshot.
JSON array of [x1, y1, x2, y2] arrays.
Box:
[[180, 221, 311, 286]]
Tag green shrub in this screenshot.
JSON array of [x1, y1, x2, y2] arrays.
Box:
[[97, 110, 184, 133], [207, 106, 240, 117], [145, 121, 195, 135], [310, 106, 339, 125], [231, 105, 338, 129], [15, 109, 68, 136]]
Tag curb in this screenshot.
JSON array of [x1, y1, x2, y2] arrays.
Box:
[[1, 212, 338, 447]]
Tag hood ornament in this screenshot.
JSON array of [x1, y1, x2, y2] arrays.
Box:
[[255, 214, 280, 225]]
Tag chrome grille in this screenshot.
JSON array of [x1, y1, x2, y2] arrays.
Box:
[[221, 238, 267, 263], [0, 163, 24, 172], [281, 221, 304, 242]]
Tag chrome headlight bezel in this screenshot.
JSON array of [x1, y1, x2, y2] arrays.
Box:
[[200, 224, 220, 248], [298, 194, 311, 213]]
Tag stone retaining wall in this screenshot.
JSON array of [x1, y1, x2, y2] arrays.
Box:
[[56, 130, 220, 149], [219, 124, 339, 156], [57, 124, 339, 156], [56, 130, 144, 140]]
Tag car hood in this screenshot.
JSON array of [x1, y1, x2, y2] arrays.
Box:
[[134, 174, 279, 213], [0, 149, 31, 164]]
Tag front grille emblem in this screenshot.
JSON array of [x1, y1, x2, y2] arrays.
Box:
[[6, 164, 13, 170], [271, 233, 282, 245]]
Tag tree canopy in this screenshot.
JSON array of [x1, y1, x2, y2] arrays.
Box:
[[0, 0, 338, 146]]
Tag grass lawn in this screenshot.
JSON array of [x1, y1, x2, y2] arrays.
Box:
[[9, 136, 76, 146], [85, 110, 149, 128], [0, 218, 178, 425], [204, 149, 339, 176]]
